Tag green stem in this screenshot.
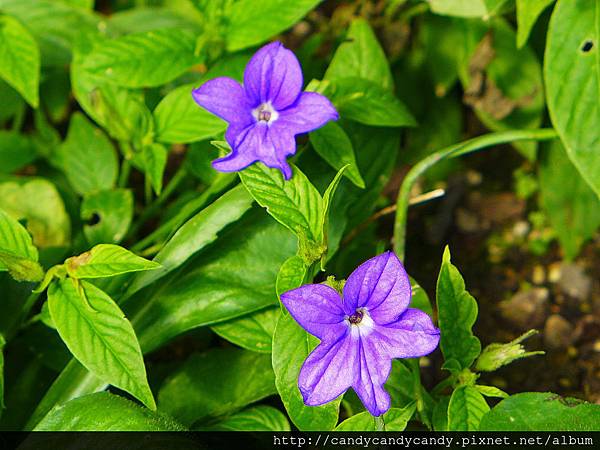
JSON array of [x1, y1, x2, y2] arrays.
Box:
[[373, 414, 386, 431], [118, 159, 131, 188], [393, 129, 557, 260], [408, 358, 431, 430], [126, 166, 188, 242]]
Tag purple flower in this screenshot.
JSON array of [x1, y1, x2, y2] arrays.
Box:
[[281, 251, 440, 417], [192, 41, 338, 179]]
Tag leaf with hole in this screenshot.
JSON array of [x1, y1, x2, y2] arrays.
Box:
[[81, 189, 133, 246], [545, 0, 600, 197]]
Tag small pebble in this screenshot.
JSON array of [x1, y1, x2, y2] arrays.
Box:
[[548, 262, 562, 283], [532, 265, 546, 285], [544, 314, 574, 350]]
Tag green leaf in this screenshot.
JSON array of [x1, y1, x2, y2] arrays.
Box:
[[240, 163, 324, 243], [143, 143, 168, 195], [0, 208, 43, 282], [0, 0, 100, 67], [225, 0, 320, 51], [328, 77, 416, 127], [447, 385, 490, 431], [436, 247, 481, 372], [516, 0, 555, 48], [428, 0, 510, 18], [539, 140, 600, 259], [197, 405, 290, 431], [211, 307, 278, 354], [433, 396, 451, 431], [80, 28, 197, 88], [545, 0, 600, 197], [0, 131, 36, 174], [48, 279, 155, 409], [34, 392, 184, 431], [480, 392, 600, 431], [410, 278, 434, 318], [0, 15, 40, 107], [459, 19, 545, 160], [55, 112, 118, 196], [158, 348, 276, 426], [0, 179, 70, 248], [65, 244, 159, 279], [125, 185, 254, 297], [81, 189, 133, 246], [272, 312, 340, 431], [276, 255, 308, 315], [475, 385, 509, 399], [325, 18, 393, 90], [335, 403, 416, 431], [129, 212, 297, 353], [154, 82, 225, 144], [310, 123, 364, 188]]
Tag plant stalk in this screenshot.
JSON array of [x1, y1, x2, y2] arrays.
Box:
[[393, 128, 557, 260]]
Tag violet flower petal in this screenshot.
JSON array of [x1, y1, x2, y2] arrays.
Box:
[[342, 251, 411, 324], [352, 337, 392, 417], [276, 92, 339, 135], [192, 77, 252, 125], [212, 125, 259, 173], [298, 330, 358, 406], [243, 41, 303, 110], [375, 308, 441, 359], [280, 284, 346, 340]]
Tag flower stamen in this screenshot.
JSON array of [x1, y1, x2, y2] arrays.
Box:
[[348, 309, 364, 325]]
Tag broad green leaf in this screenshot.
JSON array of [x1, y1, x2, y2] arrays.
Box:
[[276, 255, 308, 299], [447, 385, 489, 431], [65, 244, 159, 279], [48, 279, 155, 409], [128, 212, 297, 353], [0, 79, 24, 122], [225, 0, 320, 51], [0, 0, 100, 66], [154, 53, 248, 144], [34, 392, 184, 431], [428, 0, 510, 18], [108, 7, 201, 35], [55, 113, 118, 196], [272, 312, 340, 431], [475, 385, 509, 399], [240, 163, 324, 243], [154, 82, 225, 144], [539, 140, 600, 260], [158, 348, 276, 426], [197, 405, 290, 431], [310, 122, 364, 188], [0, 208, 42, 282], [81, 189, 133, 246], [545, 0, 600, 197], [143, 143, 168, 195], [0, 15, 40, 107], [125, 185, 254, 296], [410, 278, 434, 318], [335, 403, 416, 431], [436, 247, 481, 372], [386, 361, 415, 408], [0, 179, 70, 247], [320, 165, 348, 267], [71, 35, 154, 143], [459, 19, 544, 160], [433, 396, 451, 431], [480, 392, 600, 431], [516, 0, 555, 48], [327, 77, 416, 128], [325, 18, 393, 90], [80, 28, 198, 88], [211, 307, 279, 353], [0, 131, 36, 174]]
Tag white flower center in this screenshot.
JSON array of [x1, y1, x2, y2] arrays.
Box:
[[252, 102, 279, 124], [346, 308, 374, 338]]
